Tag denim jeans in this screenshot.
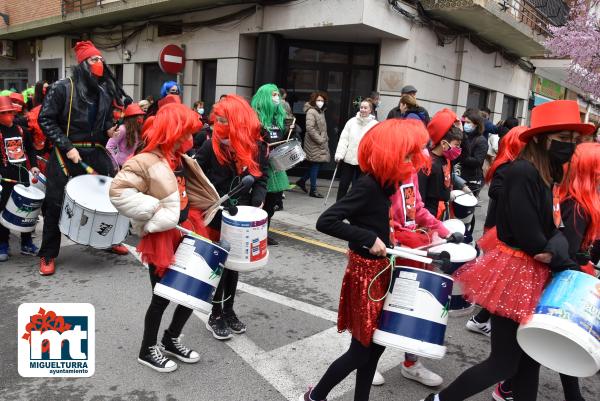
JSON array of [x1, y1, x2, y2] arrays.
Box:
[[301, 162, 321, 192]]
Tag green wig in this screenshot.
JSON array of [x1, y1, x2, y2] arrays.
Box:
[[251, 83, 286, 132]]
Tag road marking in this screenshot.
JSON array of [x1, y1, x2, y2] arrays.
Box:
[[269, 228, 346, 254]]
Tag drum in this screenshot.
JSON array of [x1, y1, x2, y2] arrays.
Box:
[[517, 270, 600, 377], [0, 184, 45, 233], [442, 219, 465, 235], [220, 206, 269, 272], [59, 175, 130, 249], [373, 266, 453, 359], [269, 140, 306, 171], [154, 235, 228, 314], [430, 242, 477, 314], [450, 190, 478, 221]]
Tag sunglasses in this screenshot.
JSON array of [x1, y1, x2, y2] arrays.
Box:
[[169, 89, 180, 94], [88, 56, 104, 64]]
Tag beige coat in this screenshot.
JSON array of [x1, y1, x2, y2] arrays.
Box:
[[303, 103, 330, 163], [109, 151, 219, 235]]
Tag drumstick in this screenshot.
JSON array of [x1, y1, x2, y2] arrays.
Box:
[[268, 117, 297, 147], [386, 247, 433, 264], [36, 155, 48, 163], [0, 177, 26, 184], [79, 161, 97, 175]]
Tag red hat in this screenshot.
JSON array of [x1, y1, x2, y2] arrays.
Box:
[[427, 108, 458, 146], [520, 100, 595, 141], [74, 41, 102, 64], [158, 94, 181, 108], [124, 103, 145, 118], [9, 92, 24, 105], [0, 96, 18, 113]]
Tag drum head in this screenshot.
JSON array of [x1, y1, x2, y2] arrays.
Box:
[[14, 184, 45, 200], [222, 205, 268, 221], [443, 219, 466, 234], [451, 190, 478, 207], [65, 175, 116, 213], [429, 243, 477, 263]]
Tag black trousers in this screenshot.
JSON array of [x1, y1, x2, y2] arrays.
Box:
[[0, 181, 32, 244], [336, 162, 361, 201], [38, 148, 114, 259], [264, 191, 283, 228], [139, 264, 193, 354], [211, 268, 239, 316], [311, 338, 385, 401], [439, 314, 541, 401]]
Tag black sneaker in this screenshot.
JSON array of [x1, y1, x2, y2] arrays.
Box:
[[295, 180, 308, 193], [309, 191, 324, 198], [137, 345, 178, 372], [160, 332, 200, 363], [267, 236, 279, 246], [224, 312, 247, 334], [206, 314, 233, 340]]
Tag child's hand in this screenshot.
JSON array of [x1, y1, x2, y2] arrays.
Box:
[[369, 237, 387, 257]]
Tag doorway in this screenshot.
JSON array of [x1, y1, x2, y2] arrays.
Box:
[[282, 41, 378, 173]]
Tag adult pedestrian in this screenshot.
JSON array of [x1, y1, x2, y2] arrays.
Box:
[[458, 109, 488, 196], [334, 98, 377, 200], [369, 91, 380, 120], [387, 94, 428, 124], [279, 88, 293, 116], [296, 91, 329, 198]]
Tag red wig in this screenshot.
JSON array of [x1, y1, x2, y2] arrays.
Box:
[[559, 142, 600, 248], [211, 94, 262, 176], [358, 119, 430, 187], [485, 126, 527, 183], [140, 103, 200, 168]]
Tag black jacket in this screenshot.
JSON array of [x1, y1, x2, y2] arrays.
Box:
[[459, 133, 488, 183], [39, 76, 115, 154], [386, 106, 430, 125]]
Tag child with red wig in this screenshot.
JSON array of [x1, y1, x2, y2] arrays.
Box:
[[110, 103, 220, 373], [300, 119, 429, 401], [195, 94, 268, 340]]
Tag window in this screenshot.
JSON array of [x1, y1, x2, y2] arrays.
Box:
[[111, 64, 123, 87], [467, 85, 489, 110], [142, 63, 176, 101], [201, 60, 217, 115], [502, 95, 518, 120]]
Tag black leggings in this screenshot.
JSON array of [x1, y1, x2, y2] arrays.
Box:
[[311, 337, 385, 401], [139, 265, 193, 354], [502, 374, 584, 401], [439, 314, 541, 401], [211, 268, 239, 316], [336, 162, 361, 201]]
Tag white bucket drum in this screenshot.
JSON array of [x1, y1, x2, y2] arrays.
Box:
[[220, 206, 269, 272], [430, 242, 477, 314], [373, 266, 454, 359], [0, 184, 45, 233], [451, 190, 478, 222], [517, 270, 600, 377], [59, 175, 130, 249], [442, 219, 466, 235], [154, 235, 228, 314], [29, 172, 47, 193], [269, 140, 306, 171]]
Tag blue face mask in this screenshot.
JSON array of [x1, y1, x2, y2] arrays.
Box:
[[197, 108, 204, 115], [463, 122, 476, 133]]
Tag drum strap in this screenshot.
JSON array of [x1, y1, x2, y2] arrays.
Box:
[[66, 77, 74, 138], [55, 142, 107, 177]]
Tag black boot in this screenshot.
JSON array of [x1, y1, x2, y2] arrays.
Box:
[[295, 179, 308, 193], [309, 190, 324, 198]]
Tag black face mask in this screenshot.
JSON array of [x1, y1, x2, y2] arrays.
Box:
[[548, 139, 576, 165]]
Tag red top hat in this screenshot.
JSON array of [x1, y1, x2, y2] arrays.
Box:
[[0, 96, 18, 113], [519, 100, 595, 141], [427, 108, 458, 146], [123, 103, 145, 118]]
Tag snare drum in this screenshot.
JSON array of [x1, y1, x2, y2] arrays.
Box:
[[450, 190, 478, 222], [59, 175, 130, 249], [269, 140, 306, 171]]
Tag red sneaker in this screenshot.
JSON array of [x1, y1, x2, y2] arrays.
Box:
[[111, 244, 129, 255], [39, 257, 55, 276]]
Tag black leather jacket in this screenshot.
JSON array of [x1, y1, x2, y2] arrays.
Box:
[[38, 76, 115, 154]]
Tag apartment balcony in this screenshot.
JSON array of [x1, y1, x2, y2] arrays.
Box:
[[420, 0, 570, 57]]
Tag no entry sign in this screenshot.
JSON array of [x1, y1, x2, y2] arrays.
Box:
[[159, 44, 185, 74]]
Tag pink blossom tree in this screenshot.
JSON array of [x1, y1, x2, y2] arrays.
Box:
[[545, 0, 600, 97]]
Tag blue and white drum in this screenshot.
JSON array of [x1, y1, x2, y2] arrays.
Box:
[[517, 270, 600, 377], [373, 266, 453, 359], [154, 235, 228, 314], [0, 184, 45, 233]]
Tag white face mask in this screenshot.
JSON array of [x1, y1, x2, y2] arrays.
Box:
[[316, 100, 324, 109], [272, 95, 280, 105], [197, 108, 204, 115]]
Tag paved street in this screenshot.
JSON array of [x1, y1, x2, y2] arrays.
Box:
[[1, 179, 599, 401]]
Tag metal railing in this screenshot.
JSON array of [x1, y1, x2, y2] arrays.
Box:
[[499, 0, 570, 36], [62, 0, 126, 17]]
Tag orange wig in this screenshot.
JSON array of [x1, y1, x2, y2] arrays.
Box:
[[485, 126, 527, 184], [559, 142, 600, 248], [140, 103, 200, 168], [358, 119, 430, 187], [211, 94, 262, 176]]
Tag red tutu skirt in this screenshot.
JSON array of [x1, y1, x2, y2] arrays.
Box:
[[454, 243, 551, 323], [337, 251, 391, 347], [477, 226, 499, 254], [137, 208, 209, 277], [394, 230, 432, 270]]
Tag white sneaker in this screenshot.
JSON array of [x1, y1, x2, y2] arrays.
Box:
[[401, 361, 443, 387], [372, 370, 385, 386], [465, 316, 492, 337]]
